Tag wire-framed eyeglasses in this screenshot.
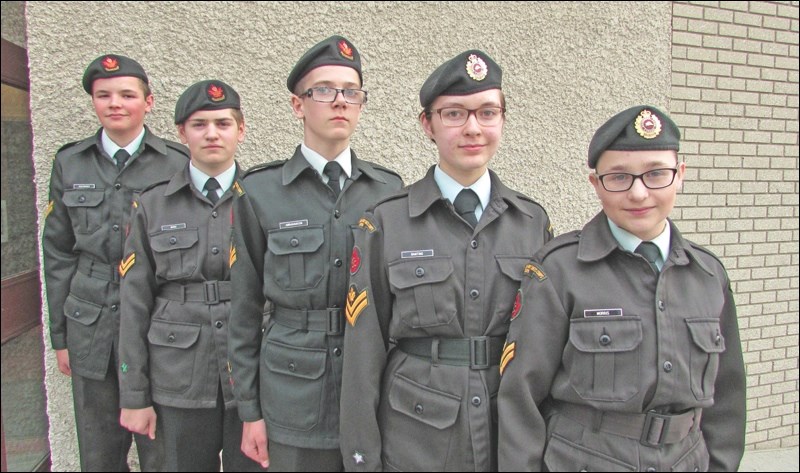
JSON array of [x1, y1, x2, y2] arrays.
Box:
[[596, 168, 679, 192], [301, 87, 367, 104], [434, 107, 505, 127]]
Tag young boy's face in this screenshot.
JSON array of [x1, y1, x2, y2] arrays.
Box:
[[291, 65, 362, 150], [421, 88, 504, 186], [178, 109, 243, 175], [589, 149, 685, 241], [92, 76, 152, 136]]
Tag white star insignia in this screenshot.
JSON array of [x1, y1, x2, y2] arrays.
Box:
[[353, 451, 365, 465]]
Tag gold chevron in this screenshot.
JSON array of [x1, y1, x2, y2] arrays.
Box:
[[499, 341, 516, 375], [119, 253, 136, 278], [345, 286, 369, 326]]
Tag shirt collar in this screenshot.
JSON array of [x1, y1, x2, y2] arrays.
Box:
[[607, 217, 671, 265], [101, 127, 145, 161], [189, 161, 237, 195], [433, 165, 491, 211], [301, 143, 353, 180]]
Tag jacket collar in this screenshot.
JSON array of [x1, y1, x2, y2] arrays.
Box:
[[282, 145, 386, 186]]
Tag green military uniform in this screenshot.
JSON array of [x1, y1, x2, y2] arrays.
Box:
[[228, 150, 403, 455], [497, 105, 746, 472], [497, 214, 745, 471], [339, 168, 552, 471], [43, 127, 187, 471]]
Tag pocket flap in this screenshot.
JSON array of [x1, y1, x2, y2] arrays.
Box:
[[686, 318, 726, 353], [63, 294, 103, 326], [268, 226, 324, 255], [63, 188, 104, 208], [495, 255, 529, 281], [150, 229, 199, 252], [147, 319, 201, 349], [569, 317, 642, 353], [544, 433, 636, 471], [264, 340, 326, 380], [388, 257, 453, 290], [389, 374, 461, 430]]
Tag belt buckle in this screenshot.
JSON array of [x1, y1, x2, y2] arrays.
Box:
[[640, 410, 671, 447], [204, 281, 220, 305], [327, 308, 343, 335], [469, 336, 489, 370]]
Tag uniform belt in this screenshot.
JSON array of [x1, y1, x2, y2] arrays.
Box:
[[77, 255, 119, 283], [159, 281, 231, 305], [272, 306, 344, 336], [552, 401, 702, 447], [395, 336, 505, 370]]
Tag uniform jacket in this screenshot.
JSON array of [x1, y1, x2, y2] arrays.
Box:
[[119, 163, 241, 410], [497, 212, 746, 472], [339, 167, 553, 471], [229, 147, 403, 449], [42, 128, 188, 379]]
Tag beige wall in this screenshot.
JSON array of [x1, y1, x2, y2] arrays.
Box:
[[20, 0, 796, 470]]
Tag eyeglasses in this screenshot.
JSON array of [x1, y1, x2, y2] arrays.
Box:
[[434, 107, 505, 127], [301, 87, 368, 104], [596, 168, 679, 192]]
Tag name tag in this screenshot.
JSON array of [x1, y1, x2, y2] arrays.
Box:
[[72, 184, 96, 189], [584, 308, 623, 317], [161, 223, 187, 231], [401, 249, 434, 259], [279, 219, 309, 229]]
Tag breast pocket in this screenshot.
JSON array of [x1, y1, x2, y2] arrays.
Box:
[[150, 229, 200, 280], [493, 255, 529, 321], [147, 319, 202, 394], [685, 318, 726, 401], [388, 257, 456, 329], [63, 188, 105, 234], [566, 316, 643, 402], [267, 226, 325, 290]]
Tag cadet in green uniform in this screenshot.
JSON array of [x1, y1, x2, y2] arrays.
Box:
[[498, 105, 746, 471], [339, 50, 553, 471], [118, 80, 264, 471], [42, 54, 188, 471], [228, 35, 403, 471]]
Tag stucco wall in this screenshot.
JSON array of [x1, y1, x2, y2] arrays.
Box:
[[26, 2, 672, 470]]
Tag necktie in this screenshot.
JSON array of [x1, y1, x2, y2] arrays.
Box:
[[323, 161, 342, 198], [453, 188, 480, 228], [115, 149, 130, 172], [635, 241, 661, 273], [204, 178, 221, 204]]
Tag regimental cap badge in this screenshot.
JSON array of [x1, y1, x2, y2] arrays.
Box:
[[634, 109, 662, 139], [208, 83, 226, 102], [339, 40, 354, 60], [466, 54, 488, 81], [102, 56, 120, 72]]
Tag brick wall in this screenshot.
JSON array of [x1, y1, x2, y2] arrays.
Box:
[[671, 1, 799, 449]]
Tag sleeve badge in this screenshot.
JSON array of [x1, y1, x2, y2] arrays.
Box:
[[358, 217, 376, 233], [229, 242, 237, 268], [119, 252, 136, 278], [523, 262, 547, 281], [510, 290, 522, 321], [500, 340, 516, 376], [350, 246, 362, 275], [345, 285, 369, 327]]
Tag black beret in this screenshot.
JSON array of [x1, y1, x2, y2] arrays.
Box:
[[287, 35, 362, 93], [588, 105, 680, 169], [174, 80, 241, 124], [419, 50, 502, 109], [82, 54, 149, 95]]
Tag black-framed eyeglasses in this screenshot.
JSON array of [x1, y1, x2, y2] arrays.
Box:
[[434, 107, 505, 127], [301, 87, 368, 104], [596, 168, 679, 192]]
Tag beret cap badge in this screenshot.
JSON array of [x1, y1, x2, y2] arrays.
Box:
[[101, 56, 120, 72], [338, 40, 354, 60], [466, 54, 488, 81], [207, 84, 226, 102], [634, 109, 662, 139]]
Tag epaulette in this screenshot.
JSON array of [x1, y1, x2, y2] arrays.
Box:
[[138, 178, 171, 197], [686, 241, 726, 268], [538, 230, 581, 261], [515, 194, 549, 214], [370, 163, 403, 181], [243, 159, 286, 178], [56, 140, 80, 154], [55, 137, 94, 159], [165, 140, 191, 159], [368, 187, 410, 212]]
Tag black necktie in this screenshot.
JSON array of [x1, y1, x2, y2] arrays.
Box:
[[115, 149, 130, 172], [453, 189, 480, 228], [323, 161, 342, 198], [635, 241, 661, 273], [204, 178, 221, 204]]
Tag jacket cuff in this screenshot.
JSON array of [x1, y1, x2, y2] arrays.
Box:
[[51, 334, 67, 350], [120, 390, 152, 409], [237, 399, 263, 422]]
